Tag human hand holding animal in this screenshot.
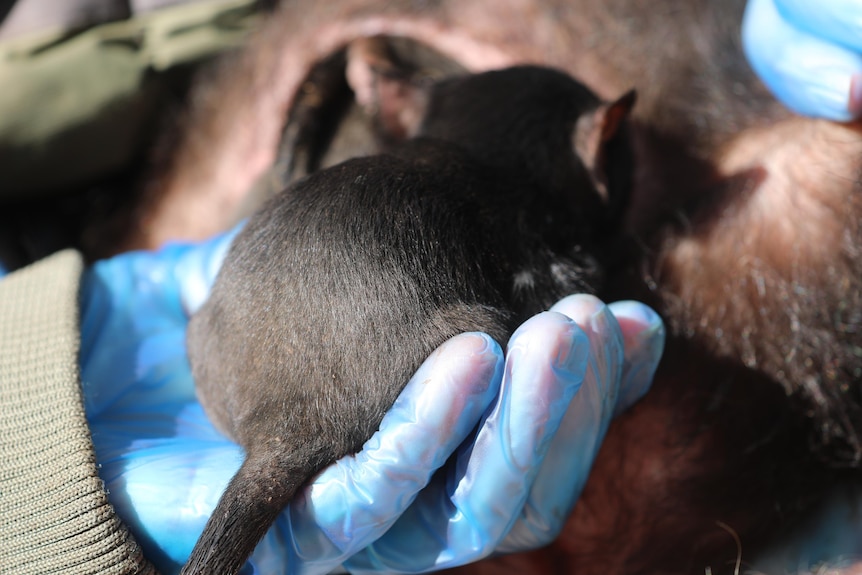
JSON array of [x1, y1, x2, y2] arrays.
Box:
[[77, 225, 664, 575], [743, 0, 862, 120]]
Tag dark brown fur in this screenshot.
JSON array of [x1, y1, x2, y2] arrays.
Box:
[[133, 1, 862, 573], [184, 66, 634, 575]]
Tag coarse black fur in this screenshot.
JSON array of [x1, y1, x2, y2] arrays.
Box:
[[184, 66, 634, 574]]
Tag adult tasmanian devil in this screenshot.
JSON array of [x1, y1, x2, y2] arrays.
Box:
[[127, 0, 862, 572]]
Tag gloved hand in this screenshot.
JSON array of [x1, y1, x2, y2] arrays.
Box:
[[743, 0, 862, 121], [79, 225, 665, 575]]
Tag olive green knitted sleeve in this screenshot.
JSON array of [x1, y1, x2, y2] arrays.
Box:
[[0, 0, 258, 199], [0, 250, 158, 575]]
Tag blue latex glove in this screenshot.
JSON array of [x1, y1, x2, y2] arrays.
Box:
[[78, 226, 665, 575], [743, 0, 862, 121]]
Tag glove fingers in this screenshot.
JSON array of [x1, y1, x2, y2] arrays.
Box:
[[271, 332, 504, 574], [549, 295, 621, 413], [498, 296, 664, 551], [606, 300, 665, 416], [773, 0, 862, 56], [339, 312, 588, 573], [497, 295, 622, 551], [743, 0, 862, 120], [445, 311, 589, 557]]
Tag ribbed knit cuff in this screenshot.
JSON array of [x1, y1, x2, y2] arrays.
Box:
[[0, 250, 157, 575]]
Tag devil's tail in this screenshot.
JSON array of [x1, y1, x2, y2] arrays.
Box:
[[180, 453, 305, 575]]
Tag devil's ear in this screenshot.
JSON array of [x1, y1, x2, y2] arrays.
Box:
[[573, 89, 637, 204], [346, 36, 430, 143]]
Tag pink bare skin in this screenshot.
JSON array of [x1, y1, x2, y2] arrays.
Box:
[[128, 1, 862, 573]]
